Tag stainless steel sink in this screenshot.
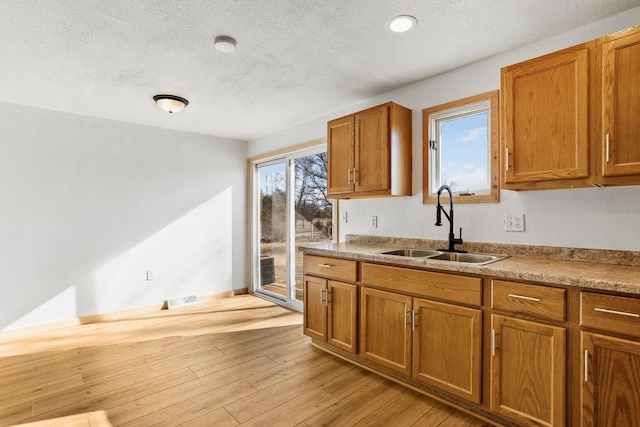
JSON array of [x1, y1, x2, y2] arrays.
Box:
[[380, 249, 442, 258], [429, 252, 505, 265], [379, 248, 507, 265]]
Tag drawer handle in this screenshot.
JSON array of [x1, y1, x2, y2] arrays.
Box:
[[594, 307, 640, 318], [508, 293, 540, 302], [318, 264, 332, 268]]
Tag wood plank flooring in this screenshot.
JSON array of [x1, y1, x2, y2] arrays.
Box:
[[0, 295, 488, 426]]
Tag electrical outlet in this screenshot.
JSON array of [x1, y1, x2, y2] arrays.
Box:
[[504, 214, 525, 232], [146, 270, 154, 281], [370, 215, 378, 228]]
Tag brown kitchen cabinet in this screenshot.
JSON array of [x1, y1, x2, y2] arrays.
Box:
[[412, 298, 482, 403], [302, 248, 640, 426], [491, 315, 566, 426], [327, 102, 412, 199], [501, 24, 640, 190], [360, 286, 412, 375], [581, 292, 640, 426], [599, 26, 640, 185], [303, 274, 327, 341], [303, 277, 358, 354], [303, 255, 358, 354], [501, 42, 593, 190], [490, 279, 566, 426], [582, 333, 640, 427], [361, 263, 483, 403]]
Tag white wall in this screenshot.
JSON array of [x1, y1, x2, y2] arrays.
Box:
[[0, 102, 247, 331], [249, 8, 640, 252]]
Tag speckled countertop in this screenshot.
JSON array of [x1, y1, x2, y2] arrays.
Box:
[[300, 235, 640, 295]]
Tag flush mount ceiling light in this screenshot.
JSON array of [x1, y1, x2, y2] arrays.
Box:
[[153, 94, 189, 114], [386, 15, 417, 33], [214, 35, 237, 53]]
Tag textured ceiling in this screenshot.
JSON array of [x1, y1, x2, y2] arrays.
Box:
[[0, 0, 638, 141]]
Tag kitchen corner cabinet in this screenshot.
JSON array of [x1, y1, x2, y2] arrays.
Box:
[[501, 43, 592, 190], [327, 102, 412, 199], [303, 255, 358, 354], [581, 292, 640, 426], [600, 26, 640, 185]]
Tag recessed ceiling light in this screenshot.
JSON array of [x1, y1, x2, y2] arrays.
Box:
[[215, 35, 237, 53], [386, 15, 417, 33], [153, 94, 189, 114]]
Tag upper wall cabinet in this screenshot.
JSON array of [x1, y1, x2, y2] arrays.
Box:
[[327, 102, 412, 199], [501, 25, 640, 191], [501, 42, 594, 190], [600, 26, 640, 185]]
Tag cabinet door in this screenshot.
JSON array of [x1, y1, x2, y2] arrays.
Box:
[[354, 105, 390, 193], [327, 281, 358, 354], [360, 287, 412, 375], [582, 332, 640, 427], [491, 315, 565, 426], [602, 30, 640, 177], [303, 275, 327, 341], [327, 115, 355, 195], [412, 299, 482, 403], [501, 45, 589, 187]]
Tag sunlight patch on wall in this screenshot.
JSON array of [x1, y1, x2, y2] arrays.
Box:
[[6, 285, 77, 331], [89, 188, 234, 315]]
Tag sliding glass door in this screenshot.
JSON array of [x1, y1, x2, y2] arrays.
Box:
[[252, 146, 332, 310]]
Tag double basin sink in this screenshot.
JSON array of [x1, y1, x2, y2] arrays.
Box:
[[379, 249, 506, 265]]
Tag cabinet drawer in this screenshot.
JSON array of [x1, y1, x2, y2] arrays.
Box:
[[492, 280, 566, 322], [581, 292, 640, 338], [303, 255, 357, 282], [361, 263, 481, 306]]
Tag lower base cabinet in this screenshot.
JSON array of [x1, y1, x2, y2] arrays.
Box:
[[491, 315, 565, 426], [582, 332, 640, 427], [303, 275, 358, 354], [327, 281, 358, 353], [360, 287, 483, 403], [360, 287, 412, 375], [413, 298, 482, 404], [303, 254, 640, 426]]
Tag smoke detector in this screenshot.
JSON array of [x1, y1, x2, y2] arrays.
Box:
[[215, 36, 237, 53]]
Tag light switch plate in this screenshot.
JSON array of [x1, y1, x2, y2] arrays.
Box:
[[504, 214, 525, 232]]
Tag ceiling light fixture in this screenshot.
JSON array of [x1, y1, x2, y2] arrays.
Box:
[[214, 35, 237, 53], [386, 15, 417, 33], [153, 94, 189, 114]]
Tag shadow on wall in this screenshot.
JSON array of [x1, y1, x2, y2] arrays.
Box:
[[4, 189, 235, 331]]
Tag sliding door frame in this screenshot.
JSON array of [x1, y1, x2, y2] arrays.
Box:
[[247, 138, 337, 311]]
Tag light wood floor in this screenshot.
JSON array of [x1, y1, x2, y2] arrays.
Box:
[[0, 295, 488, 426]]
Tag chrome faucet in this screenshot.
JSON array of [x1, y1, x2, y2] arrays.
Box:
[[435, 185, 466, 253]]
